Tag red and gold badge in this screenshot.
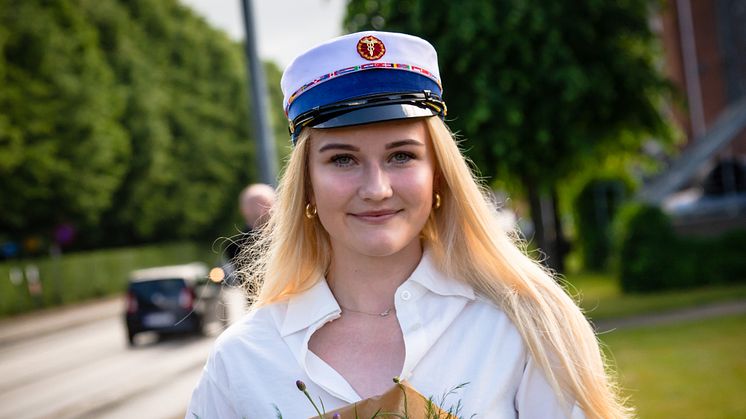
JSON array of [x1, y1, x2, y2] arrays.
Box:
[[356, 35, 386, 61]]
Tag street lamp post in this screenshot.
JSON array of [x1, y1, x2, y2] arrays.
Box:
[[240, 0, 278, 185]]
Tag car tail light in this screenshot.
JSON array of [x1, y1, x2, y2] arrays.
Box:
[[126, 292, 138, 314], [179, 287, 194, 309]]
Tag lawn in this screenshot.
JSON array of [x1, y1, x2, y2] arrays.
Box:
[[562, 271, 746, 320], [601, 314, 746, 418]]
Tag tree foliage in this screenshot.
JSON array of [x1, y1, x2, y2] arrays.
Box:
[[344, 0, 675, 270], [1, 1, 129, 236], [345, 0, 673, 186], [0, 0, 270, 249]]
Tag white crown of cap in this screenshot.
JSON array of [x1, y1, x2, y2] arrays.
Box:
[[281, 31, 441, 111]]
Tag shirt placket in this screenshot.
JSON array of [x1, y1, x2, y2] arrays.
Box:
[[301, 314, 362, 403], [395, 282, 428, 381]]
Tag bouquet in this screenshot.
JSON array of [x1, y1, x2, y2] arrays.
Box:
[[285, 377, 473, 419]]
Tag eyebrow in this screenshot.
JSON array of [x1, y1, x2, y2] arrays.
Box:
[[385, 139, 424, 149], [318, 143, 359, 153], [317, 139, 424, 153]]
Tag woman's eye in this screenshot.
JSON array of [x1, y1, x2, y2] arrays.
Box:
[[391, 152, 414, 164], [331, 155, 354, 167]]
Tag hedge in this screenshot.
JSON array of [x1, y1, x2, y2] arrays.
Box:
[[573, 177, 631, 271], [0, 242, 217, 317], [613, 203, 746, 293]]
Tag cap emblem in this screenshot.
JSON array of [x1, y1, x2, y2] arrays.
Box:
[[357, 36, 386, 61]]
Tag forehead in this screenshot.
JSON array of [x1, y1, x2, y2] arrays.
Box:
[[309, 119, 429, 149]]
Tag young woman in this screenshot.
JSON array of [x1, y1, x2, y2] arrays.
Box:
[[187, 31, 630, 418]]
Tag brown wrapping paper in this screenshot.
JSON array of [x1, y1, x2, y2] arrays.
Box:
[[313, 381, 448, 418]]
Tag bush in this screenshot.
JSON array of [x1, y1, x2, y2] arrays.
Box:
[[573, 177, 631, 271], [0, 241, 216, 317], [613, 203, 746, 292]]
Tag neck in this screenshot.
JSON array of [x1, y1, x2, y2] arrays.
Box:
[[327, 241, 423, 313]]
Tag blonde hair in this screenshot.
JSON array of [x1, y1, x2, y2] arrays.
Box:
[[241, 117, 631, 418]]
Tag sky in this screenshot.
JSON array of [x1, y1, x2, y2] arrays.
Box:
[[179, 0, 347, 69]]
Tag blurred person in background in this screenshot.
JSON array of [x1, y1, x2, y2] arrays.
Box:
[[222, 183, 275, 283], [188, 32, 629, 418]]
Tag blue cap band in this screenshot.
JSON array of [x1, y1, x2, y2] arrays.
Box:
[[287, 69, 442, 124]]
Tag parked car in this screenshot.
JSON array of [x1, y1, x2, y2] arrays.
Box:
[[124, 262, 225, 346]]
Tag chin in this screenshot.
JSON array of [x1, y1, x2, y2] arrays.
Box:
[[351, 234, 419, 258], [353, 243, 402, 257]]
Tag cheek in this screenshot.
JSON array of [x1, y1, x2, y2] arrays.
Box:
[[309, 166, 354, 208], [401, 169, 434, 201]]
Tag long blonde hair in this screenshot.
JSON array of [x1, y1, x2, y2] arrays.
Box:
[[241, 116, 631, 418]]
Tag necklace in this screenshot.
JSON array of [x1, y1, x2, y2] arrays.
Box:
[[338, 303, 395, 317]]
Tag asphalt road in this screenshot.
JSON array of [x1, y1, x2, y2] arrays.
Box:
[[0, 288, 248, 419]]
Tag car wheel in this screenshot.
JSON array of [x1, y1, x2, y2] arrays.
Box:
[[127, 330, 136, 347]]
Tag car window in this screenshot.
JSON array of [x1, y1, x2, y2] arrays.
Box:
[[129, 278, 186, 299]]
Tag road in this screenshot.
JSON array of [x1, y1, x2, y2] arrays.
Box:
[[0, 289, 248, 419]]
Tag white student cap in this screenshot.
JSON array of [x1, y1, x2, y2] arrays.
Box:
[[281, 31, 447, 144]]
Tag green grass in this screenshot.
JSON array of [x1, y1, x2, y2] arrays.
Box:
[[562, 271, 746, 320], [601, 314, 746, 418]]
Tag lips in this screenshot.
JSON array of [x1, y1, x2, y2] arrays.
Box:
[[350, 209, 402, 223]]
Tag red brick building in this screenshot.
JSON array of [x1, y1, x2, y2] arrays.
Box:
[[646, 0, 746, 235], [659, 0, 746, 153]]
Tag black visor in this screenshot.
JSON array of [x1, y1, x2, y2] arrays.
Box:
[[290, 91, 446, 143]]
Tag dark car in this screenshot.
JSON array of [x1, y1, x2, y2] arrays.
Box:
[[124, 263, 226, 346]]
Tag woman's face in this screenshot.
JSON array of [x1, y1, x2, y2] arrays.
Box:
[[308, 119, 436, 259]]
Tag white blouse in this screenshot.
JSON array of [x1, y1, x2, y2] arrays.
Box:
[[186, 252, 585, 418]]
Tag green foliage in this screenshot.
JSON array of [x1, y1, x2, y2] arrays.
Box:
[[344, 0, 675, 190], [573, 177, 631, 270], [613, 203, 746, 293], [0, 0, 129, 234], [82, 0, 254, 243], [0, 241, 215, 317], [0, 0, 266, 248], [613, 203, 681, 292], [265, 61, 293, 163]]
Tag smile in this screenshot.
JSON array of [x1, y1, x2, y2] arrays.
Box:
[[349, 209, 402, 223]]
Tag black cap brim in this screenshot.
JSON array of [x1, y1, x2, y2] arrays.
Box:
[[311, 103, 437, 130]]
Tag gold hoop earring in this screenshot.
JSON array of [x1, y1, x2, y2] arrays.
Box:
[[433, 193, 441, 209], [305, 203, 317, 219]]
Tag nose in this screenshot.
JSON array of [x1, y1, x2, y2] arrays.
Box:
[[358, 162, 393, 201]]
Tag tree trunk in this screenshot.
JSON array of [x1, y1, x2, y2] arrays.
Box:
[[550, 187, 568, 273], [523, 177, 565, 273]]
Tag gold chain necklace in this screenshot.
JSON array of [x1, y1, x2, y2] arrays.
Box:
[[338, 304, 395, 317]]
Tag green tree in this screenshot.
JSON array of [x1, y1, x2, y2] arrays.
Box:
[[345, 0, 674, 271], [265, 61, 294, 164], [87, 0, 256, 244], [1, 0, 268, 250], [0, 0, 129, 238]]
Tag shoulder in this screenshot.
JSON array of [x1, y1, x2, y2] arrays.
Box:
[[214, 301, 287, 345], [189, 301, 305, 418], [470, 292, 522, 334], [208, 301, 289, 372], [479, 293, 524, 339]]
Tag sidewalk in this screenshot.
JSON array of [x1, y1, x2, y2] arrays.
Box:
[[592, 299, 746, 333], [0, 296, 123, 346], [0, 287, 249, 347]]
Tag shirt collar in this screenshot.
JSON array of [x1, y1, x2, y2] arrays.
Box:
[[409, 248, 475, 301], [279, 248, 475, 337], [280, 277, 340, 337]]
